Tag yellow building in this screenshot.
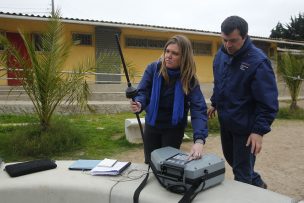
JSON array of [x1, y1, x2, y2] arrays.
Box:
[[0, 11, 302, 86]]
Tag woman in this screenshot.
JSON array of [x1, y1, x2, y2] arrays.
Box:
[[130, 35, 208, 163]]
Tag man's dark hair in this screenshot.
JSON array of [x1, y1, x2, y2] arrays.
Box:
[[221, 16, 248, 38]]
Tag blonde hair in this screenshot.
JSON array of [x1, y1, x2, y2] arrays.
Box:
[[160, 35, 198, 95]]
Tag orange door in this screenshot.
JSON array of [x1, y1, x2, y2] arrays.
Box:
[[6, 32, 29, 86]]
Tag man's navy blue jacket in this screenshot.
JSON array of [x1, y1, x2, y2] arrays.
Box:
[[211, 37, 278, 136], [135, 61, 208, 142]]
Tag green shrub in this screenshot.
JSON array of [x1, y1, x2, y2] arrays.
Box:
[[277, 107, 304, 120], [208, 117, 220, 134], [2, 116, 85, 159], [184, 117, 220, 137], [0, 114, 38, 124]]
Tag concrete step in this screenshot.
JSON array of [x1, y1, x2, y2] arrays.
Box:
[[0, 84, 129, 101], [1, 98, 303, 115], [0, 92, 128, 102], [0, 100, 131, 114], [88, 92, 127, 101], [0, 83, 303, 102]]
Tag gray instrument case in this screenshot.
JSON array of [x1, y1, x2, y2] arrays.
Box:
[[150, 146, 225, 196]]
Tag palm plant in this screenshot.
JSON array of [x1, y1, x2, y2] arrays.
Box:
[[277, 52, 304, 110], [0, 12, 99, 131], [125, 61, 140, 84]]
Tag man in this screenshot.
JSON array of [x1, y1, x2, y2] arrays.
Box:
[[208, 16, 278, 189]]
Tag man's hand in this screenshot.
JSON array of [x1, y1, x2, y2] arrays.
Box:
[[246, 133, 263, 155], [189, 143, 203, 160], [207, 106, 217, 119], [130, 101, 141, 113]]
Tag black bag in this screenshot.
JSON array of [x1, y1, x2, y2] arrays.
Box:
[[4, 159, 57, 177]]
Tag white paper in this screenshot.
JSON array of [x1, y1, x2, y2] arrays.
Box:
[[97, 158, 117, 167], [90, 161, 130, 176]]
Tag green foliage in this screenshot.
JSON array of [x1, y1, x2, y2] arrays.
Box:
[[0, 114, 38, 124], [207, 117, 220, 134], [124, 61, 140, 83], [277, 107, 304, 120], [0, 11, 97, 131], [270, 12, 304, 41], [183, 116, 220, 140], [1, 108, 302, 162], [277, 52, 304, 109], [0, 113, 138, 162], [0, 116, 85, 161]]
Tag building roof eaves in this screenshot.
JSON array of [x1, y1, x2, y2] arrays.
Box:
[[1, 11, 304, 46]]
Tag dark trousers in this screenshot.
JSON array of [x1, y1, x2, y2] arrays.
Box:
[[143, 124, 184, 164], [220, 126, 264, 187]]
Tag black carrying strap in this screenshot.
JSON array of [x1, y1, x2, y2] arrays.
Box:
[[178, 179, 204, 203], [133, 165, 150, 203], [134, 159, 225, 203], [149, 162, 205, 203]]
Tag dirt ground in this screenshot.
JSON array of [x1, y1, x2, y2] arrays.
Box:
[[116, 101, 304, 202]]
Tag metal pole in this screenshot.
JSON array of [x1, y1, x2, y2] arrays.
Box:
[[114, 34, 145, 141], [51, 0, 55, 16]]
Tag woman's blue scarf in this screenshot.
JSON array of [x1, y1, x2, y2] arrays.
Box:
[[146, 68, 184, 126]]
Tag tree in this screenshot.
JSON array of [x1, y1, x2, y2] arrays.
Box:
[[0, 11, 102, 131], [270, 22, 288, 39], [270, 13, 304, 41], [277, 52, 304, 110]]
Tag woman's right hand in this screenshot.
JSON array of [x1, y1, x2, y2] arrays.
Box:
[[207, 106, 217, 119], [130, 101, 142, 113]]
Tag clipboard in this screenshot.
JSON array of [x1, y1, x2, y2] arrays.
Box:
[[68, 160, 101, 171]]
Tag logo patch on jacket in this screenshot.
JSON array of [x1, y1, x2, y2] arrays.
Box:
[[240, 62, 250, 71]]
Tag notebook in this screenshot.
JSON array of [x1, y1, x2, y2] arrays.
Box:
[[68, 160, 101, 171], [90, 161, 131, 176]]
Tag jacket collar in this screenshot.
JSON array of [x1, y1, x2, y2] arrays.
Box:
[[221, 36, 252, 61]]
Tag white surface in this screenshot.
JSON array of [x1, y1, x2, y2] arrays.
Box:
[[125, 118, 145, 143], [0, 161, 296, 203]]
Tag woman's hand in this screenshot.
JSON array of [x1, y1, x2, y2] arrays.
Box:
[[207, 106, 217, 119], [130, 101, 142, 113], [189, 143, 204, 160]]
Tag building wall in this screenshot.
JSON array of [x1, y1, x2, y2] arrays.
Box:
[[0, 18, 97, 85], [120, 28, 219, 83], [0, 16, 278, 86]]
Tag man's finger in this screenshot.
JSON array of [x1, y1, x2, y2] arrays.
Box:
[[255, 144, 261, 155], [251, 142, 255, 154], [246, 137, 251, 147]]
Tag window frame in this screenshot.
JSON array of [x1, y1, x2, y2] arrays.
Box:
[[72, 32, 93, 46], [191, 41, 212, 56], [125, 36, 167, 50]]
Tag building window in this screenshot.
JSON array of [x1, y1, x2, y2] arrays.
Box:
[[125, 37, 166, 49], [32, 33, 44, 51], [0, 31, 5, 51], [125, 37, 212, 55], [192, 41, 212, 55], [72, 33, 93, 45]]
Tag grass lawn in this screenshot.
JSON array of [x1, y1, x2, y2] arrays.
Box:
[[0, 113, 140, 162], [0, 106, 302, 162]]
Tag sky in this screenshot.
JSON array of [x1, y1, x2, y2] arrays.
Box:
[[0, 0, 303, 37]]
